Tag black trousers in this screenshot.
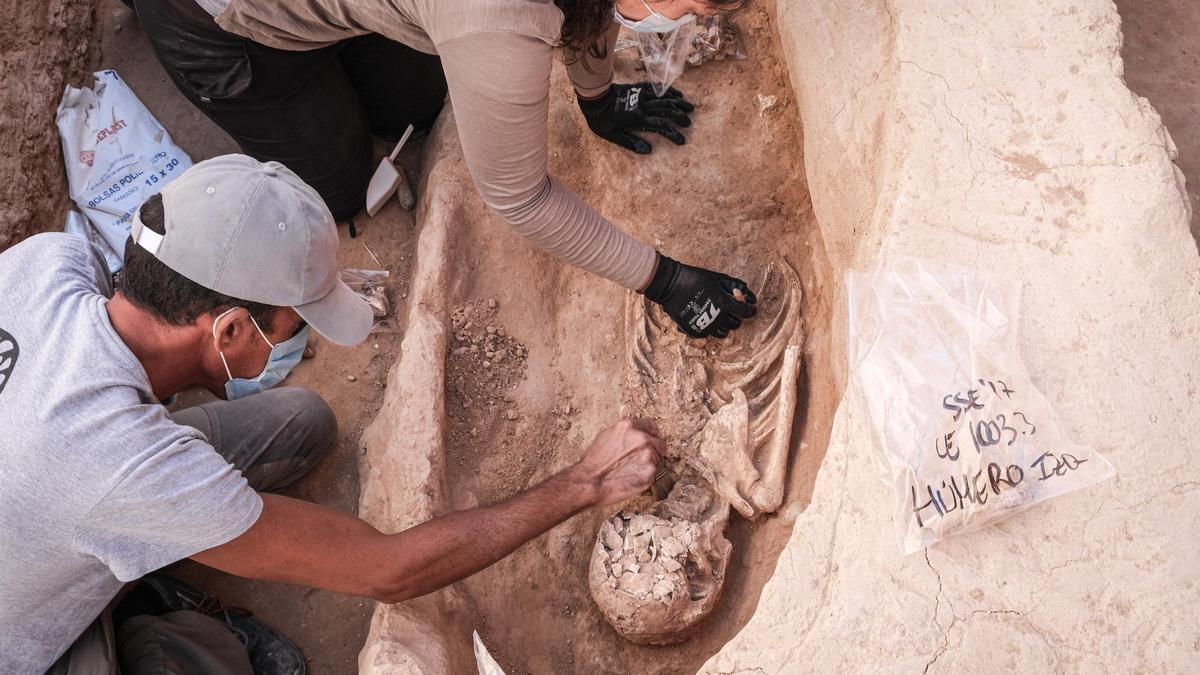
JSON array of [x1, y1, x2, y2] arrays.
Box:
[[133, 0, 448, 221]]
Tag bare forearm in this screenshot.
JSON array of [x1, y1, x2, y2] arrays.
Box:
[[195, 467, 601, 603], [378, 465, 599, 602], [195, 420, 660, 605]]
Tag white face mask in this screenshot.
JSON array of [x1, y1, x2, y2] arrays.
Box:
[[614, 0, 697, 34]]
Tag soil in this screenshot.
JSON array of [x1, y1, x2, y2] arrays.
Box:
[[1114, 0, 1200, 247], [0, 0, 97, 249]]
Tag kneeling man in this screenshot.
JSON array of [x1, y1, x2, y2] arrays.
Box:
[[0, 155, 662, 674]]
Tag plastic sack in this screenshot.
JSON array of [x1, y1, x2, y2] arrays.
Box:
[[340, 268, 390, 321], [687, 16, 746, 66], [473, 630, 506, 675], [632, 18, 700, 96], [63, 209, 122, 275], [846, 258, 1115, 554], [56, 70, 193, 271]]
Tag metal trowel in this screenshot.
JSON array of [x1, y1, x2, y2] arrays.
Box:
[[366, 124, 416, 217]]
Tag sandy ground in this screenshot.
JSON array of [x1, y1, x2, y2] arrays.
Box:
[[1115, 0, 1200, 245], [0, 0, 95, 248]]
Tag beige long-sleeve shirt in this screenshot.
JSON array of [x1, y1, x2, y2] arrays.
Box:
[[202, 0, 657, 290]]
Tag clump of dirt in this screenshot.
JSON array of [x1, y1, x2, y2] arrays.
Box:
[[0, 0, 97, 249], [445, 301, 539, 503]]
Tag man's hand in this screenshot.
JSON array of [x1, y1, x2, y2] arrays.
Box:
[[642, 254, 758, 339], [578, 83, 694, 154], [570, 418, 665, 507]]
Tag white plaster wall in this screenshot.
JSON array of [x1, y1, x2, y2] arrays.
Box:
[[703, 0, 1200, 672]]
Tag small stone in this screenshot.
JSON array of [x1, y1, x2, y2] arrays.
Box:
[[346, 375, 357, 382], [373, 343, 379, 349], [470, 427, 478, 437], [756, 93, 779, 115], [482, 360, 492, 368], [506, 410, 519, 420], [556, 418, 571, 431], [487, 298, 498, 309], [486, 325, 496, 335]]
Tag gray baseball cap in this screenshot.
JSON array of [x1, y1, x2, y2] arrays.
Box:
[[130, 154, 373, 346]]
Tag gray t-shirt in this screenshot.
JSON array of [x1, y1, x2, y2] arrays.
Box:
[[0, 234, 262, 673]]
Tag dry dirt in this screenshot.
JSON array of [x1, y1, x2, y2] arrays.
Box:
[[0, 0, 96, 249], [1114, 0, 1200, 247]]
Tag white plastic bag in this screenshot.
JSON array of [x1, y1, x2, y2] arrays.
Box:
[[340, 268, 391, 321], [687, 15, 746, 66], [63, 209, 122, 275], [472, 630, 506, 675], [632, 18, 700, 96], [846, 258, 1115, 554], [56, 70, 192, 271]]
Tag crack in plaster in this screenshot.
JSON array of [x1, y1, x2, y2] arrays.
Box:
[[922, 550, 1064, 674]]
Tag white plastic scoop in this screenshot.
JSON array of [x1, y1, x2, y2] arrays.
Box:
[[366, 124, 416, 217]]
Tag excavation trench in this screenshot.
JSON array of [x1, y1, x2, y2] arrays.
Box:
[[358, 6, 840, 673], [10, 0, 1197, 671]]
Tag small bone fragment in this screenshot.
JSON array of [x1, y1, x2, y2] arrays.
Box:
[[745, 343, 801, 516]]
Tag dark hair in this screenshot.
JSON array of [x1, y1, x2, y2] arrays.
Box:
[[557, 0, 750, 62], [118, 193, 279, 332]]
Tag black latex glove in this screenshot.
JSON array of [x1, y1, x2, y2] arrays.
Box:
[[578, 83, 694, 154], [642, 254, 757, 339]]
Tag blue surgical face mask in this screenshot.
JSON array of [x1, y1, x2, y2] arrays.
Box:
[[212, 307, 310, 400], [614, 0, 696, 33]]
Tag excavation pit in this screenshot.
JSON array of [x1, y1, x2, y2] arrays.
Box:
[[7, 0, 1199, 672]]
